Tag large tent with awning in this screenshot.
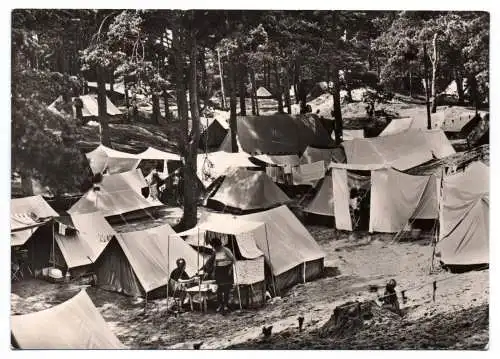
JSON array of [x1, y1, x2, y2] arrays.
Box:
[[219, 114, 334, 155], [304, 162, 441, 233], [11, 290, 125, 349], [300, 146, 345, 166], [342, 129, 456, 171], [11, 196, 58, 247], [206, 168, 292, 213], [94, 223, 202, 298], [50, 212, 117, 277], [68, 169, 163, 220], [193, 205, 325, 293], [436, 161, 489, 266], [177, 219, 267, 307]]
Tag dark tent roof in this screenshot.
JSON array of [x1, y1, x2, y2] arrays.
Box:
[[222, 114, 334, 155]]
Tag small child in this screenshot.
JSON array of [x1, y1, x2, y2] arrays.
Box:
[[382, 279, 401, 315]]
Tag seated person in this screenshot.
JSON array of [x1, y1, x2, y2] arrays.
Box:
[[169, 258, 192, 311]]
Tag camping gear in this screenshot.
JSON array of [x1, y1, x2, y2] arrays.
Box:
[[11, 290, 126, 349]]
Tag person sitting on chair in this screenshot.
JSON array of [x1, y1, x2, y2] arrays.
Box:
[[169, 258, 191, 311]]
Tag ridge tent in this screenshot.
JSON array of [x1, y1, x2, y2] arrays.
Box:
[[195, 206, 325, 294], [50, 212, 117, 277], [436, 161, 489, 267], [178, 220, 266, 307], [219, 114, 334, 155], [85, 144, 141, 175], [196, 151, 259, 187], [135, 147, 181, 162], [68, 169, 163, 221], [207, 168, 292, 213], [256, 86, 273, 98], [11, 196, 58, 247], [48, 94, 122, 119], [95, 223, 202, 298], [11, 290, 125, 349], [342, 129, 455, 171], [199, 117, 229, 149]]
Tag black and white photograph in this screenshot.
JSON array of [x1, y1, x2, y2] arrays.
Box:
[[8, 6, 490, 351]]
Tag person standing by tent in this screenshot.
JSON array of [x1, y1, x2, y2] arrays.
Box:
[[199, 237, 235, 313]]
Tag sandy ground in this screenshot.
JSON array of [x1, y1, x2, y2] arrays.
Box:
[[11, 217, 489, 350]]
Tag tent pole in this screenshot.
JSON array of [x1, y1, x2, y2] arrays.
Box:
[[52, 221, 55, 270], [431, 168, 445, 274], [264, 223, 278, 297], [166, 234, 170, 313], [198, 227, 202, 311]]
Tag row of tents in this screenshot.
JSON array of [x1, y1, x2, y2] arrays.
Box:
[[11, 193, 325, 302]]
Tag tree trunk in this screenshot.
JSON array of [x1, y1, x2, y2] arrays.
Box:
[[229, 61, 238, 152], [468, 75, 479, 115], [172, 19, 189, 152], [109, 72, 114, 93], [152, 92, 161, 124], [430, 33, 438, 113], [200, 47, 210, 111], [283, 68, 292, 114], [163, 89, 171, 121], [124, 81, 130, 120], [455, 69, 465, 105], [423, 44, 432, 130], [217, 49, 226, 110], [96, 67, 110, 146], [250, 71, 256, 115], [250, 67, 259, 116], [409, 71, 413, 98], [182, 30, 201, 230], [294, 59, 300, 104], [332, 66, 343, 144], [266, 62, 271, 89], [274, 62, 284, 114], [20, 171, 34, 196], [238, 62, 247, 116]]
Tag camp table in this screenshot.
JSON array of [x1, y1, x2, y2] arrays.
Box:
[[184, 281, 217, 312]]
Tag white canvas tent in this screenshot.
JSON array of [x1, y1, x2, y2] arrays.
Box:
[[11, 290, 125, 349], [194, 206, 325, 293], [207, 168, 292, 212], [86, 145, 141, 175], [303, 172, 335, 217], [11, 196, 58, 247], [342, 129, 455, 171], [342, 129, 365, 141], [256, 86, 273, 98], [95, 223, 202, 297], [68, 169, 162, 219], [52, 212, 117, 273], [196, 151, 259, 187], [48, 94, 122, 119], [436, 161, 489, 266]]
